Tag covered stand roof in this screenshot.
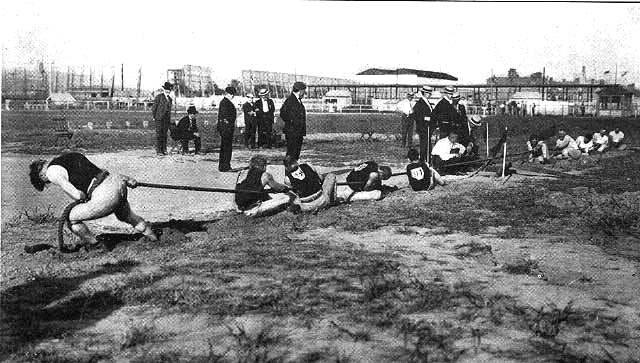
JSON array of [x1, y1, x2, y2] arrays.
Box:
[[47, 93, 76, 103], [595, 85, 635, 96], [357, 68, 458, 81], [324, 90, 351, 97]]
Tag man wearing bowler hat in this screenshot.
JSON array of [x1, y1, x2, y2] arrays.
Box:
[[432, 86, 458, 137], [280, 81, 307, 159], [171, 105, 201, 154], [217, 87, 237, 172], [412, 86, 434, 162], [151, 82, 173, 155], [255, 88, 276, 148]]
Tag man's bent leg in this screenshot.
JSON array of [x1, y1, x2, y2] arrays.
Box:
[[322, 173, 337, 204], [115, 200, 157, 241], [244, 194, 290, 217], [349, 190, 383, 202]]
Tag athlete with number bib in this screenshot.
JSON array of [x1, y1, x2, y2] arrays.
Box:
[[283, 156, 337, 213], [405, 149, 445, 191]]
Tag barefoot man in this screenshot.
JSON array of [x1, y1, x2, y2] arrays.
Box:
[[29, 152, 158, 247]]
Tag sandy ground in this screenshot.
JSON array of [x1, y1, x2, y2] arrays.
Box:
[[1, 146, 639, 362]]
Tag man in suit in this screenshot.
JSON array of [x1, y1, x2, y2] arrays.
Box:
[[432, 86, 458, 138], [255, 88, 276, 148], [151, 82, 173, 155], [217, 87, 237, 172], [412, 86, 434, 162], [170, 105, 201, 154], [242, 94, 257, 148], [280, 81, 307, 159]]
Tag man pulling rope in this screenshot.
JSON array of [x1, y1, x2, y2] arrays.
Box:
[[29, 152, 158, 251]]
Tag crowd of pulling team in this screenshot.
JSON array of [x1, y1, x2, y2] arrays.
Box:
[[26, 80, 628, 249], [527, 127, 627, 163]]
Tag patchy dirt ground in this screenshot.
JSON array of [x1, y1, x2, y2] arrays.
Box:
[[2, 143, 640, 362]]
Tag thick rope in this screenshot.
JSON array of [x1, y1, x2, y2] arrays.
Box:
[[57, 199, 85, 252]]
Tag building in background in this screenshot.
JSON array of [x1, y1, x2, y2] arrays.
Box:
[[241, 70, 354, 99], [355, 68, 458, 85], [167, 65, 215, 97]]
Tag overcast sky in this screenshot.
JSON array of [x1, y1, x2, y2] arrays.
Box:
[[2, 0, 639, 89]]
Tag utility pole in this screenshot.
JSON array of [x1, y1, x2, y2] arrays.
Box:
[[541, 67, 546, 101], [137, 66, 142, 98], [614, 64, 618, 85], [121, 63, 124, 92]]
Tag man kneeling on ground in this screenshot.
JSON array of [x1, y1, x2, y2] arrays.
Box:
[[609, 127, 626, 150], [406, 148, 445, 191], [29, 152, 158, 248], [431, 131, 467, 174], [283, 156, 337, 213], [527, 134, 549, 163], [592, 129, 609, 153], [554, 129, 581, 160], [235, 155, 292, 217], [170, 105, 202, 154], [343, 161, 395, 202]]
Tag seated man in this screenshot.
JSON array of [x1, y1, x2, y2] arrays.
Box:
[[609, 127, 626, 150], [235, 155, 291, 217], [554, 129, 581, 160], [406, 148, 445, 191], [170, 105, 201, 154], [342, 161, 393, 202], [431, 131, 467, 174], [527, 134, 549, 163], [283, 156, 337, 213], [29, 152, 157, 248], [575, 133, 594, 154], [592, 129, 609, 152]]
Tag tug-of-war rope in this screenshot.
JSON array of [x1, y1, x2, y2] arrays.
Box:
[[51, 127, 524, 253]]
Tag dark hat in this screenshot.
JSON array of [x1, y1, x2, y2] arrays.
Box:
[[442, 86, 455, 95], [225, 86, 236, 95], [293, 81, 307, 92], [452, 92, 461, 100], [187, 105, 198, 114], [162, 81, 173, 90]]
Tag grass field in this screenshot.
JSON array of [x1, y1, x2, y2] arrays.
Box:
[[1, 114, 640, 361], [2, 109, 638, 156]]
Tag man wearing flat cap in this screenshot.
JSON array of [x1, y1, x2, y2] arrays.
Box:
[[151, 82, 174, 155], [280, 81, 307, 159], [170, 105, 201, 154], [432, 86, 458, 138], [217, 86, 237, 172], [412, 86, 434, 162], [255, 88, 276, 148], [242, 94, 257, 148]]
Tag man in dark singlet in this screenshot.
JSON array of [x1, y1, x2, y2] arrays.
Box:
[[235, 155, 291, 217], [283, 156, 337, 213], [342, 160, 394, 202], [29, 152, 157, 247], [405, 148, 445, 191]]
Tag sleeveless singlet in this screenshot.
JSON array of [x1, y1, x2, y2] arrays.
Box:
[[346, 161, 379, 192], [48, 152, 102, 193], [285, 164, 321, 198], [406, 162, 432, 191], [235, 168, 270, 210]]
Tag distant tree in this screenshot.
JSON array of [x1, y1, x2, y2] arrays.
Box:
[[213, 83, 224, 95]]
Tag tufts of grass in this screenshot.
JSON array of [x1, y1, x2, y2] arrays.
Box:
[[453, 241, 493, 258], [501, 258, 540, 275], [19, 205, 57, 224], [225, 322, 290, 363], [120, 322, 159, 350], [396, 319, 465, 363], [528, 301, 574, 339]]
